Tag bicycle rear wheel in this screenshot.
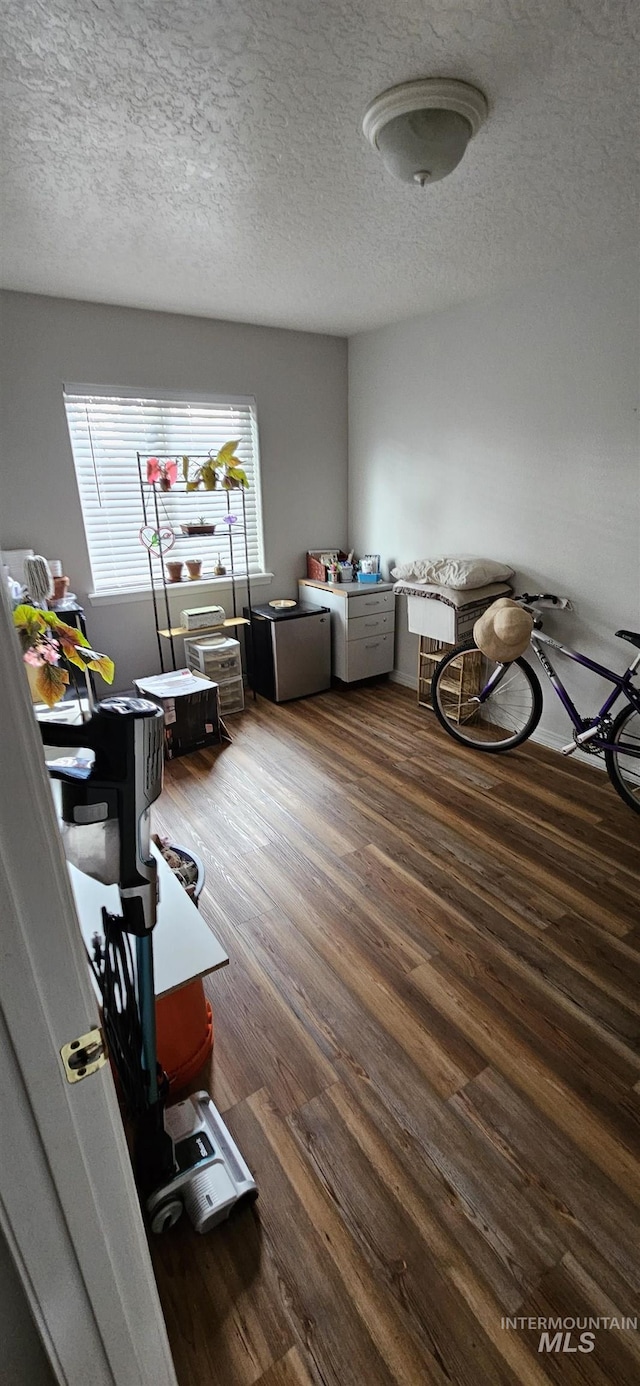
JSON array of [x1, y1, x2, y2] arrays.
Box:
[[605, 705, 640, 814], [431, 642, 543, 751]]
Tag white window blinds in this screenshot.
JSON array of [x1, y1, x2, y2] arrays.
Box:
[[63, 387, 265, 594]]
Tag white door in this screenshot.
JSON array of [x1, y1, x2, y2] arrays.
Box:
[[0, 578, 177, 1386]]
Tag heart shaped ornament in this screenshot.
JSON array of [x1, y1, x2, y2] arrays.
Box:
[[139, 525, 176, 557]]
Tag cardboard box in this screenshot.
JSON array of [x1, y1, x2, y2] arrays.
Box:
[[134, 669, 223, 758]]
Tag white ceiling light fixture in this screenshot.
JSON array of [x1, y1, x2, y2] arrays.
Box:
[[362, 78, 488, 187]]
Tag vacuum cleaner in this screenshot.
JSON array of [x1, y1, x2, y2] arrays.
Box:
[[41, 696, 257, 1233]]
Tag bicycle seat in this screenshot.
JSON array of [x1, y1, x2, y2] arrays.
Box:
[[616, 629, 640, 649]]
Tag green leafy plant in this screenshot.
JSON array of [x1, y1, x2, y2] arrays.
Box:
[[182, 440, 249, 493], [14, 604, 115, 708]]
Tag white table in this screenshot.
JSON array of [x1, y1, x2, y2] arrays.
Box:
[[69, 842, 228, 999]]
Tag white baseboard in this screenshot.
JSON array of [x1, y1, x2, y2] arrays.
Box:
[[390, 668, 605, 771], [389, 668, 417, 690], [530, 724, 606, 770]]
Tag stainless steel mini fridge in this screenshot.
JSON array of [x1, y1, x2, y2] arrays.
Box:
[[246, 602, 331, 702]]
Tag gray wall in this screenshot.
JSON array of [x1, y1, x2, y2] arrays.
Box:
[[349, 250, 640, 744], [2, 263, 637, 744], [0, 1226, 56, 1385], [0, 292, 348, 691]]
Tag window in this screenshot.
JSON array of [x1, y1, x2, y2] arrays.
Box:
[[64, 387, 265, 595]]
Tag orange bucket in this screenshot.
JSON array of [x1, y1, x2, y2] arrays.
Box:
[[156, 978, 213, 1092]]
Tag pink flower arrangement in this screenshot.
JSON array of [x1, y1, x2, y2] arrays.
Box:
[[24, 640, 59, 665], [146, 458, 178, 491], [14, 605, 115, 708]]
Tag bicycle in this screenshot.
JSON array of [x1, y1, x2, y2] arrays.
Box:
[[430, 594, 640, 814]]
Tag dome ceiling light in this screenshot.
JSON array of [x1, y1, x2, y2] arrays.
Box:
[[362, 78, 488, 187]]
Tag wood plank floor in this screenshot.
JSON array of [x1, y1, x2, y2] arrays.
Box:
[[150, 681, 640, 1386]]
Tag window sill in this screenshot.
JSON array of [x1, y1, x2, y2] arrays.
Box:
[[88, 572, 274, 607]]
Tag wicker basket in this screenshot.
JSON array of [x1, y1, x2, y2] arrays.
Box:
[[306, 549, 348, 582]]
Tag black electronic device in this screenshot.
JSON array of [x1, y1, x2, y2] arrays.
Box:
[[40, 698, 258, 1227], [43, 696, 163, 933]]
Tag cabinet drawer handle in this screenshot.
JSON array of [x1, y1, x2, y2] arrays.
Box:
[[365, 641, 381, 649], [364, 619, 380, 627]]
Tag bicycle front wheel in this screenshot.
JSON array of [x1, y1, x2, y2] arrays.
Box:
[[431, 642, 543, 752], [605, 705, 640, 814]]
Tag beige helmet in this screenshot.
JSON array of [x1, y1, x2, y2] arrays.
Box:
[[473, 598, 534, 663]]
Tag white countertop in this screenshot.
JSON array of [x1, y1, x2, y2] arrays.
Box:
[[69, 842, 228, 999], [299, 578, 394, 593]]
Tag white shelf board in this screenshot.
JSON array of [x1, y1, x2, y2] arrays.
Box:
[[68, 842, 228, 999]]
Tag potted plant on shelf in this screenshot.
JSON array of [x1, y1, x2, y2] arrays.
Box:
[[14, 604, 115, 708], [145, 443, 248, 499], [180, 442, 249, 534], [146, 458, 178, 491], [180, 515, 217, 538], [183, 440, 249, 494]]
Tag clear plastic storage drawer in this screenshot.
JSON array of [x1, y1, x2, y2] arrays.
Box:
[[217, 675, 245, 715], [184, 635, 242, 681]]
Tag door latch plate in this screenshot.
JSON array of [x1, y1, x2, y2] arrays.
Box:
[[61, 1027, 107, 1083]]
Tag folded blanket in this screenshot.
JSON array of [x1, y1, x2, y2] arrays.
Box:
[[393, 579, 513, 608]]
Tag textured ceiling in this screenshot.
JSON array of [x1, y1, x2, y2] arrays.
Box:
[[0, 0, 638, 334]]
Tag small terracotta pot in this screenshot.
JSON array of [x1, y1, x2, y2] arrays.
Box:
[[166, 560, 184, 583], [186, 559, 202, 580], [53, 576, 70, 601]]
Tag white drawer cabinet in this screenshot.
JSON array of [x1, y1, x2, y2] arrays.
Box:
[[345, 631, 394, 681], [345, 589, 395, 619], [347, 609, 394, 641], [298, 579, 395, 682]]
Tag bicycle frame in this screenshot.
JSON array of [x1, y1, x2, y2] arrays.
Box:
[[479, 629, 640, 756]]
